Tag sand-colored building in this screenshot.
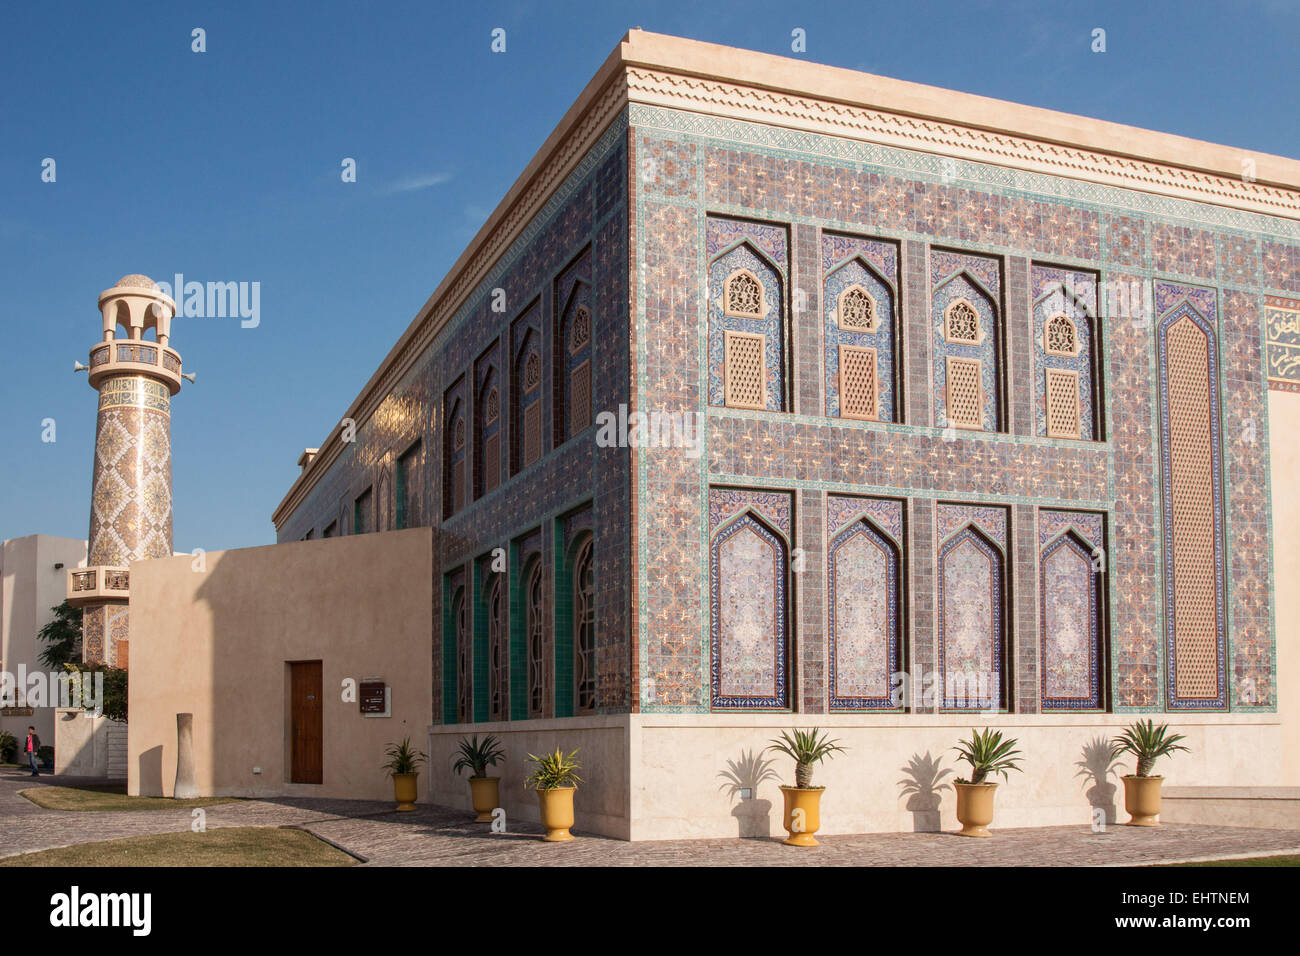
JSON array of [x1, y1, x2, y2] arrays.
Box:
[[128, 31, 1300, 839]]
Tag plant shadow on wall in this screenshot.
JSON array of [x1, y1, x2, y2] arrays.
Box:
[[897, 752, 953, 833], [1075, 735, 1122, 826], [717, 748, 781, 839]]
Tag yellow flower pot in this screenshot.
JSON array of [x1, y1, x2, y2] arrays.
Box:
[[536, 786, 576, 842], [780, 786, 824, 847], [468, 776, 500, 823], [954, 781, 998, 837], [1123, 775, 1163, 827], [392, 772, 419, 812]]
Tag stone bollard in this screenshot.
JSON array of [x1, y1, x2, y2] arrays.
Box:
[[174, 713, 198, 799]]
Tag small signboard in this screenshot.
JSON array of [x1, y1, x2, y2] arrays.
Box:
[[359, 680, 389, 717]]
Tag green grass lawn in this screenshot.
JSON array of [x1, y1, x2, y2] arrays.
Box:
[[1163, 854, 1300, 867], [20, 783, 240, 812], [0, 827, 356, 867]]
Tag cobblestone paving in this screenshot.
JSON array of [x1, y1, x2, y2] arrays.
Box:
[[4, 770, 1299, 866]]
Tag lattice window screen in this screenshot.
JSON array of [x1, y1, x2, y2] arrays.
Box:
[[946, 356, 983, 429], [724, 330, 767, 410], [569, 307, 591, 354], [1045, 368, 1082, 439], [838, 286, 878, 332], [1045, 314, 1079, 356], [724, 270, 763, 318], [839, 345, 879, 420], [569, 360, 592, 434], [945, 300, 980, 343], [452, 459, 466, 513], [483, 433, 500, 493], [523, 401, 542, 467], [1166, 318, 1220, 700]]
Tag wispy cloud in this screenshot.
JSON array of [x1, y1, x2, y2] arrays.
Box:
[[380, 172, 453, 195]]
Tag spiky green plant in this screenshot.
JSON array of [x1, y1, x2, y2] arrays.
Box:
[[766, 728, 846, 789], [452, 734, 506, 779], [381, 737, 426, 777], [1112, 719, 1189, 778], [953, 728, 1023, 785], [523, 748, 582, 791]]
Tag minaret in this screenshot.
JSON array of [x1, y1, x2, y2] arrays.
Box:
[[66, 275, 186, 668]]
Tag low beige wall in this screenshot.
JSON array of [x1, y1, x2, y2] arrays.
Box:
[[428, 713, 1281, 841], [128, 528, 433, 801], [428, 716, 632, 839]]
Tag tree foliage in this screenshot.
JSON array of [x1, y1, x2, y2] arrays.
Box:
[[37, 601, 82, 668]]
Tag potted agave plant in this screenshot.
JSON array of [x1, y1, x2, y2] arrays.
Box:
[[766, 728, 846, 847], [524, 748, 581, 842], [952, 728, 1023, 837], [453, 734, 506, 822], [382, 737, 426, 812], [1113, 719, 1189, 827]]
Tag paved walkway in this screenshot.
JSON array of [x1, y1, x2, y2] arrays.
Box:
[[4, 769, 1300, 866]]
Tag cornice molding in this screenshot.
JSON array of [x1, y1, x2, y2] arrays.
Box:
[[623, 66, 1300, 221]]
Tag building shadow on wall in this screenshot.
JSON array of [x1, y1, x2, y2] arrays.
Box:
[[1075, 735, 1120, 825], [718, 748, 780, 839], [137, 745, 163, 795], [897, 751, 953, 833]]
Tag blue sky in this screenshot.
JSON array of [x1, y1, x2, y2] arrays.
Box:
[[1, 0, 1296, 553]]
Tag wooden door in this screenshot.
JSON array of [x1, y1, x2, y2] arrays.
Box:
[[289, 661, 323, 784]]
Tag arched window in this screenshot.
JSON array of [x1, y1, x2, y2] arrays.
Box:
[[828, 517, 902, 710], [1044, 313, 1079, 356], [477, 370, 500, 498], [573, 537, 595, 714], [516, 336, 543, 470], [445, 395, 467, 518], [487, 574, 507, 721], [838, 285, 879, 333], [526, 560, 544, 717], [569, 306, 591, 353], [724, 269, 764, 318], [453, 588, 470, 723], [1040, 530, 1105, 710], [944, 299, 981, 344]]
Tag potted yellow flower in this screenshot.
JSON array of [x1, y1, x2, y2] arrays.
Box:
[[1112, 719, 1189, 827], [452, 734, 506, 822], [766, 728, 846, 847], [952, 728, 1022, 837], [523, 748, 581, 842], [382, 737, 426, 812]]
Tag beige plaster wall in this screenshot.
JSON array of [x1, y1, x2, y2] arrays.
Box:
[[627, 714, 1283, 841], [128, 528, 433, 800], [427, 717, 632, 839], [1, 535, 88, 747], [1269, 390, 1300, 787]]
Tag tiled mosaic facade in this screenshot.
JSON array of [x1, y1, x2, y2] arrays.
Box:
[[631, 101, 1282, 717], [277, 69, 1290, 726]]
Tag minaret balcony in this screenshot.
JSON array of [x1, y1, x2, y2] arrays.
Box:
[[88, 341, 184, 395], [66, 566, 131, 606]]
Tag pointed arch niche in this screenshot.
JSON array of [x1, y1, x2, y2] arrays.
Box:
[[936, 503, 1009, 711], [822, 235, 900, 423], [706, 218, 788, 413], [708, 487, 792, 710], [826, 495, 904, 711], [1038, 509, 1107, 711]]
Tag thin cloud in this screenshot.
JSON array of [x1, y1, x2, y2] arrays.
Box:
[[380, 172, 454, 195]]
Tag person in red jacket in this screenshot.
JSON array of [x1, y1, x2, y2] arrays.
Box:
[[24, 726, 40, 777]]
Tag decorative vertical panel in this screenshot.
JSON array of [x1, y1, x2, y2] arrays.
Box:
[[1156, 282, 1227, 710], [556, 255, 593, 444], [443, 375, 468, 519], [826, 495, 904, 711], [525, 557, 545, 717], [1045, 368, 1082, 439], [1032, 264, 1098, 440], [511, 304, 543, 474], [723, 330, 767, 409], [708, 488, 791, 710], [1038, 510, 1106, 710], [945, 357, 983, 429], [932, 250, 1002, 431], [474, 345, 501, 499], [822, 234, 899, 421], [707, 217, 788, 412], [936, 504, 1008, 711], [487, 572, 507, 721]]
